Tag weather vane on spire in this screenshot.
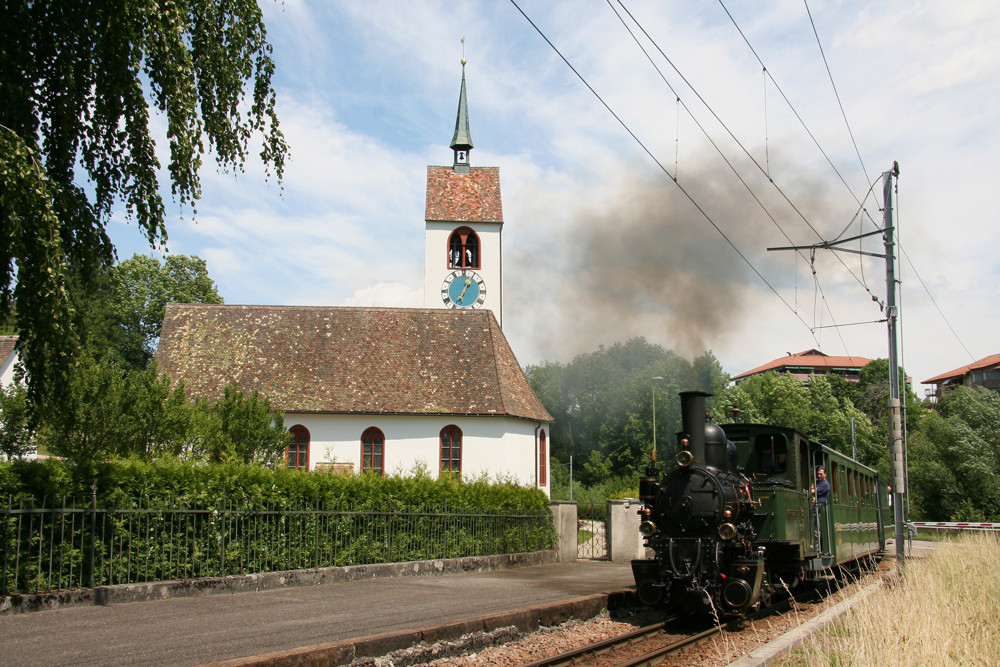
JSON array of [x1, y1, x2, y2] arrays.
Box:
[[461, 36, 466, 66]]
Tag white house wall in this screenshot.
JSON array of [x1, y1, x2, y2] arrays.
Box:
[[285, 413, 549, 497], [0, 350, 19, 389]]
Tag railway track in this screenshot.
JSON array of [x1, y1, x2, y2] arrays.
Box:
[[517, 596, 801, 667], [516, 618, 717, 667]]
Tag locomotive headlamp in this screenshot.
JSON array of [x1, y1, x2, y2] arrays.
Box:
[[718, 523, 737, 540], [676, 450, 694, 467], [639, 520, 657, 537]]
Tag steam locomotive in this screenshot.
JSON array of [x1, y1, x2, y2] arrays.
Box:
[[632, 391, 890, 617]]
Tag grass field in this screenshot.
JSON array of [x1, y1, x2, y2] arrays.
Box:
[[779, 533, 1000, 665]]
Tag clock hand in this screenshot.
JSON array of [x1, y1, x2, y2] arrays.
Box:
[[457, 277, 472, 302]]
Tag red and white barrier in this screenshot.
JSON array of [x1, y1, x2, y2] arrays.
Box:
[[911, 521, 1000, 531]]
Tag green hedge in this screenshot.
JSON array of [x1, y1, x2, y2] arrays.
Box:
[[0, 460, 556, 594], [0, 458, 552, 513]]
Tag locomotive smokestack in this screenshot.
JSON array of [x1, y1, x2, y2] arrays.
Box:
[[679, 391, 712, 466]]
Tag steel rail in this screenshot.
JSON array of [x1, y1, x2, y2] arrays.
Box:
[[517, 620, 674, 667], [615, 625, 721, 667]]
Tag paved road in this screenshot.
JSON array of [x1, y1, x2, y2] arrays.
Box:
[[1, 560, 636, 667]]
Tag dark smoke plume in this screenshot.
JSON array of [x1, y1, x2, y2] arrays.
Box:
[[507, 158, 850, 364]]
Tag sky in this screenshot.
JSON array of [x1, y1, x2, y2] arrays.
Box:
[[107, 0, 1000, 397]]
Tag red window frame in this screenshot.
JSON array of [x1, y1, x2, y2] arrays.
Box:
[[287, 425, 310, 470], [440, 425, 462, 476], [447, 227, 480, 269], [361, 427, 385, 476], [539, 429, 548, 487]]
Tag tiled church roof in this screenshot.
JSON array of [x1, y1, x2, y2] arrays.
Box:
[[156, 304, 551, 422], [425, 167, 503, 223]]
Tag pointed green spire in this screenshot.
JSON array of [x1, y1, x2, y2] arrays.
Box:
[[450, 60, 473, 171]]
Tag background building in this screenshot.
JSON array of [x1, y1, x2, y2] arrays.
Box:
[[922, 353, 1000, 401], [731, 349, 871, 385]]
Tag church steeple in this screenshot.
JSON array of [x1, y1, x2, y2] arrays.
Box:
[[450, 60, 473, 174]]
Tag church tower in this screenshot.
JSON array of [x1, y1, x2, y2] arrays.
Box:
[[423, 60, 503, 326]]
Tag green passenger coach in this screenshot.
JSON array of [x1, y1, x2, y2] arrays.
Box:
[[721, 421, 889, 582]]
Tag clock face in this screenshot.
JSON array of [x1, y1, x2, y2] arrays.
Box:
[[441, 270, 486, 309]]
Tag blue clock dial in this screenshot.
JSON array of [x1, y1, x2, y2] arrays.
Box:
[[441, 270, 486, 309]]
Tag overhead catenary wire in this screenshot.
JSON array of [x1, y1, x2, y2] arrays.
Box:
[[720, 2, 974, 360], [514, 0, 972, 366], [607, 0, 883, 344], [611, 0, 880, 322], [508, 0, 814, 335], [802, 0, 871, 188], [717, 0, 880, 227]]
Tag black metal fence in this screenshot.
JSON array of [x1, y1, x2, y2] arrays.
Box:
[[1, 493, 555, 595]]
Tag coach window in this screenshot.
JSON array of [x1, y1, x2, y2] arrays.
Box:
[[440, 425, 462, 477], [361, 427, 385, 476], [830, 463, 839, 501], [754, 434, 788, 473], [448, 227, 480, 269], [287, 425, 310, 470]]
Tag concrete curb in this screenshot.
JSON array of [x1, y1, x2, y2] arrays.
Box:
[[726, 578, 885, 666], [0, 550, 558, 615], [200, 590, 636, 667]]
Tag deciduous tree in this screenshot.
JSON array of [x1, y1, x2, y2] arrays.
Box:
[[1, 1, 287, 408], [111, 254, 223, 368]]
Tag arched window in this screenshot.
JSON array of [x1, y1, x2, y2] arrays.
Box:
[[287, 425, 310, 470], [361, 427, 385, 475], [539, 429, 548, 487], [447, 227, 480, 269], [440, 425, 462, 476]]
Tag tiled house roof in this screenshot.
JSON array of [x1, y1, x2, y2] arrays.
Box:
[[156, 304, 552, 422], [425, 167, 503, 223], [0, 335, 16, 362], [731, 349, 871, 383], [923, 353, 1000, 384]]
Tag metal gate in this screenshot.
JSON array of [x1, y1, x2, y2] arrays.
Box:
[[577, 502, 608, 560]]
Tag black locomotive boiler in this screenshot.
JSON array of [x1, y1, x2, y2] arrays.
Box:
[[632, 391, 889, 617]]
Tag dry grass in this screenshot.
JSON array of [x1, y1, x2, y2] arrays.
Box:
[[780, 534, 1000, 666]]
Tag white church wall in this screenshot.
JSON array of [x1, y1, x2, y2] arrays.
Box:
[[283, 413, 549, 497]]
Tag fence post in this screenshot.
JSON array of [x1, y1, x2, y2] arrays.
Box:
[[1, 495, 8, 595], [219, 498, 227, 575], [607, 498, 645, 563], [549, 500, 578, 562], [88, 482, 97, 588]]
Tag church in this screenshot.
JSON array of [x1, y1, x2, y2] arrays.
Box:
[[156, 63, 554, 494]]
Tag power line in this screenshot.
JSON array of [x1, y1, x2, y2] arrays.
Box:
[[608, 0, 884, 346], [802, 0, 872, 187], [717, 0, 880, 230], [612, 0, 881, 316], [508, 0, 813, 333]]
